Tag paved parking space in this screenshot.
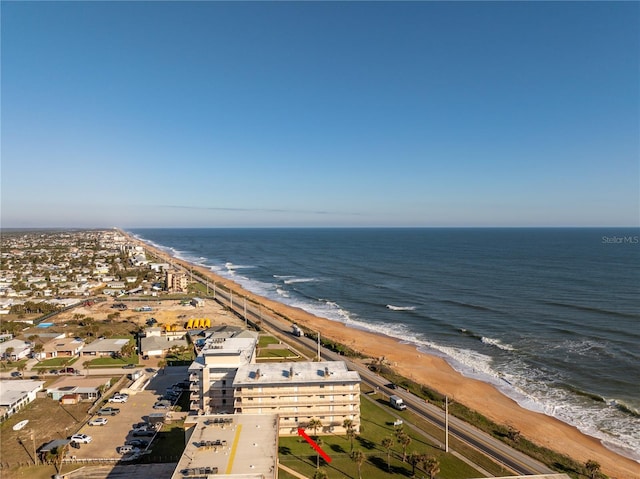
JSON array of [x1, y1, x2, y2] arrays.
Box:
[[69, 367, 189, 459]]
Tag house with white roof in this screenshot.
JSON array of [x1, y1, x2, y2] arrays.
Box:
[[81, 338, 129, 357], [0, 339, 31, 361], [0, 379, 44, 419]]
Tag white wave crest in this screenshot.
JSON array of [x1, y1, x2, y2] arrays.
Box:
[[283, 278, 318, 284], [386, 304, 416, 311], [276, 288, 290, 298], [481, 336, 516, 351]]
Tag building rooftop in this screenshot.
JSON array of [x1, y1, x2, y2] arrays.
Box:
[[172, 414, 277, 479], [82, 338, 129, 353], [234, 361, 360, 387]]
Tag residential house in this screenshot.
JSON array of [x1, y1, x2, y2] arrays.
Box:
[[38, 337, 85, 360], [0, 339, 31, 361], [46, 376, 111, 401], [81, 338, 129, 358], [0, 379, 44, 419]]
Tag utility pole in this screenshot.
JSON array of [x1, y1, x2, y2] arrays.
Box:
[[31, 430, 37, 465], [445, 396, 449, 453], [317, 332, 321, 361]]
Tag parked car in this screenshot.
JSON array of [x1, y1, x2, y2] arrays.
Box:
[[70, 434, 92, 444], [109, 395, 128, 403], [89, 417, 108, 426], [97, 407, 120, 416], [126, 439, 149, 448], [118, 445, 140, 455], [123, 364, 136, 369], [132, 429, 155, 437]]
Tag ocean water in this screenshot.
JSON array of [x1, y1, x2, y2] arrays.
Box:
[[129, 227, 640, 461]]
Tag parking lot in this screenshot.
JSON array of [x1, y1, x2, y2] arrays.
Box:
[[69, 367, 190, 460]]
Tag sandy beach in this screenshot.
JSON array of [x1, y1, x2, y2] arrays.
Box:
[[129, 232, 639, 479]]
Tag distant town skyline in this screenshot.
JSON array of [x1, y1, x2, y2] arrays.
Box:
[[2, 2, 638, 228]]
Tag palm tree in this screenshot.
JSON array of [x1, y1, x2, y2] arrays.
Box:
[[313, 469, 328, 479], [343, 418, 356, 451], [315, 437, 324, 468], [349, 449, 366, 479], [5, 346, 14, 362], [423, 456, 440, 479], [17, 362, 27, 376], [381, 437, 393, 472], [408, 452, 421, 477], [397, 432, 412, 462], [307, 418, 323, 437], [157, 359, 167, 374], [585, 459, 602, 479]]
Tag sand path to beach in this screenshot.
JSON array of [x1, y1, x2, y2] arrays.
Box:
[[132, 234, 639, 479]]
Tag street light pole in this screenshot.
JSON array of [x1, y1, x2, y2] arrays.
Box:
[[445, 396, 449, 453]]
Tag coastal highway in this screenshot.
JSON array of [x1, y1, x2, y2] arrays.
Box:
[[177, 266, 556, 476]]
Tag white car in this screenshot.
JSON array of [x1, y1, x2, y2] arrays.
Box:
[[89, 417, 108, 426], [109, 395, 128, 403], [70, 434, 92, 444], [118, 445, 140, 455]]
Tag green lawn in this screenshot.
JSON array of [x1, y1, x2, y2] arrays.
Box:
[[32, 357, 78, 368], [257, 348, 299, 359], [278, 396, 481, 479], [86, 355, 138, 367], [258, 335, 280, 347]]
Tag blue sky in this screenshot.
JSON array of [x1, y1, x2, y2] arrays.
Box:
[[2, 1, 638, 227]]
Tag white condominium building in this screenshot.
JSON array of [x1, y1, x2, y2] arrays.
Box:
[[233, 361, 361, 436], [188, 328, 258, 414]]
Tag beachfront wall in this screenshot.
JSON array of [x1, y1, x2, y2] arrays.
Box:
[[233, 361, 361, 436]]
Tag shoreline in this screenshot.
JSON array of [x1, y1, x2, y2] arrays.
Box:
[[125, 230, 639, 479]]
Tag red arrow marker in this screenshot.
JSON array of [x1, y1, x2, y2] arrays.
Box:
[[297, 428, 332, 463]]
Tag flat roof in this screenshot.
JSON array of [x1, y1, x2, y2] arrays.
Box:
[[172, 414, 277, 479], [234, 361, 360, 387]]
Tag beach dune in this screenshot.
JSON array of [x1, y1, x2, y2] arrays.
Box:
[[130, 232, 639, 479]]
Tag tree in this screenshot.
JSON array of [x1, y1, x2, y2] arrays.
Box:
[[32, 343, 44, 360], [17, 362, 27, 376], [307, 418, 323, 437], [5, 346, 14, 362], [315, 437, 324, 468], [349, 449, 366, 479], [506, 425, 520, 443], [313, 469, 328, 479], [157, 359, 167, 374], [585, 459, 602, 479], [408, 452, 423, 477], [396, 432, 412, 462], [48, 444, 69, 474], [381, 437, 394, 472], [423, 456, 440, 479], [343, 418, 356, 451]]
